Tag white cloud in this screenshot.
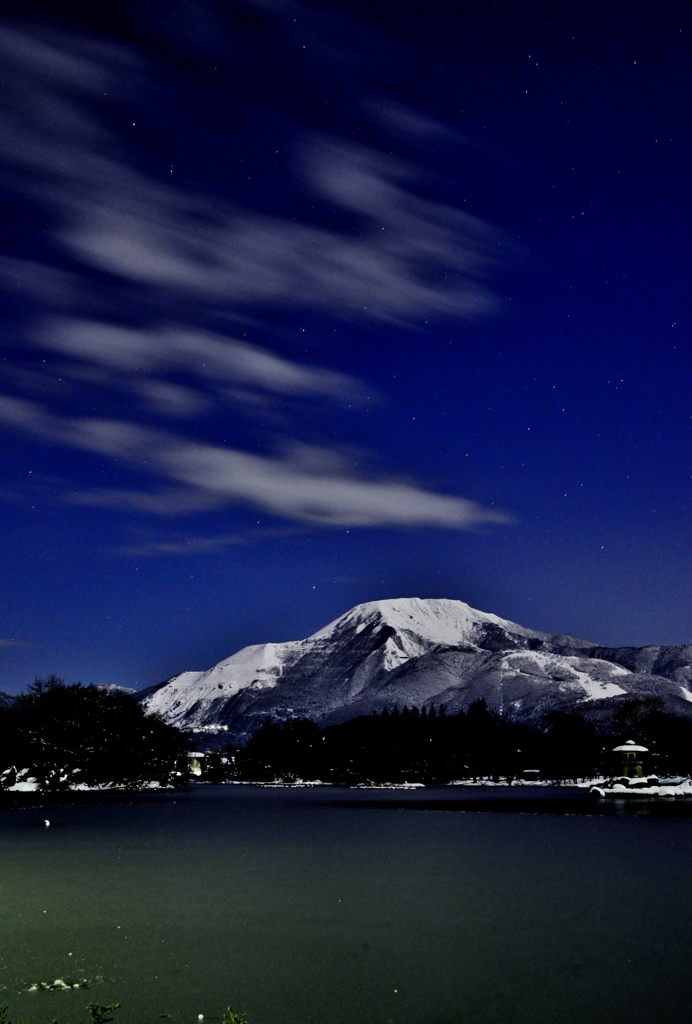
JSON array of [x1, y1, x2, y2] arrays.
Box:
[[118, 526, 298, 557], [37, 319, 367, 402], [370, 100, 465, 141], [160, 442, 507, 527], [0, 397, 511, 529], [120, 535, 249, 556], [0, 27, 514, 535], [0, 256, 83, 308], [132, 380, 211, 418], [67, 486, 222, 514], [57, 144, 500, 324], [0, 28, 502, 326]]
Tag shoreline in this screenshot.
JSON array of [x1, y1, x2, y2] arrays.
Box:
[[0, 787, 182, 810], [0, 777, 661, 811]]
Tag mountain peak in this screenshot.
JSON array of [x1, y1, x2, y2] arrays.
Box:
[[142, 595, 668, 741], [310, 596, 546, 646], [138, 597, 692, 742]]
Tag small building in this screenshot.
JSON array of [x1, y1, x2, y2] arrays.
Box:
[[189, 752, 206, 777], [613, 740, 648, 778]]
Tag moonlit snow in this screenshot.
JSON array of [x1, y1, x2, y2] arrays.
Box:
[[138, 597, 692, 741]]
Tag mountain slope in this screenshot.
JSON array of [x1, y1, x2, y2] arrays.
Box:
[[138, 597, 692, 740]]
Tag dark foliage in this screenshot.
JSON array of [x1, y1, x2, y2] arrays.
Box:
[[0, 676, 189, 790], [199, 700, 565, 784], [197, 697, 692, 785], [237, 718, 322, 782], [313, 700, 546, 785], [542, 712, 602, 781], [607, 698, 692, 778]]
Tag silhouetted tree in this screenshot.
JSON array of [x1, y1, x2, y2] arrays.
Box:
[[0, 676, 189, 790], [234, 718, 321, 781], [608, 697, 692, 777], [543, 711, 601, 781], [186, 699, 692, 786]]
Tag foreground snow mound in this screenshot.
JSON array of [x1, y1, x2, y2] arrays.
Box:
[[138, 597, 692, 740]]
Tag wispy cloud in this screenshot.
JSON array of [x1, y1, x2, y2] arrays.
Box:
[[120, 536, 249, 556], [119, 525, 299, 557], [36, 319, 367, 403], [66, 487, 222, 515], [0, 27, 502, 323], [0, 23, 512, 534], [0, 397, 511, 528], [55, 138, 501, 324]]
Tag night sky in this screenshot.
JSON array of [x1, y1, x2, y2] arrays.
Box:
[[0, 0, 690, 693]]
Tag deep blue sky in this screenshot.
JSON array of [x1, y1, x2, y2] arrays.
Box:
[[0, 0, 690, 692]]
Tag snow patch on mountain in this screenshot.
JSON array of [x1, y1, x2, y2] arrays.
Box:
[[500, 651, 630, 701], [571, 669, 629, 701]]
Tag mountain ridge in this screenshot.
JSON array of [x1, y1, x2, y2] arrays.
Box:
[[138, 598, 692, 741]]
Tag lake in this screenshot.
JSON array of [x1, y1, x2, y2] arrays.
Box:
[[2, 785, 692, 1024]]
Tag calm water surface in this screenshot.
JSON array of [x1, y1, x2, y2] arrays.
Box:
[[1, 785, 692, 1024]]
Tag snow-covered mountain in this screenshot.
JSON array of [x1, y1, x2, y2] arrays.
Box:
[[137, 597, 692, 740]]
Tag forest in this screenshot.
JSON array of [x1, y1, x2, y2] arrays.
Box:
[[3, 677, 692, 791], [0, 676, 190, 790], [200, 697, 692, 785]]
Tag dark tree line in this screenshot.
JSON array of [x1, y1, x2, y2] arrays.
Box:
[[201, 697, 692, 785], [3, 680, 690, 791], [0, 676, 190, 790]]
